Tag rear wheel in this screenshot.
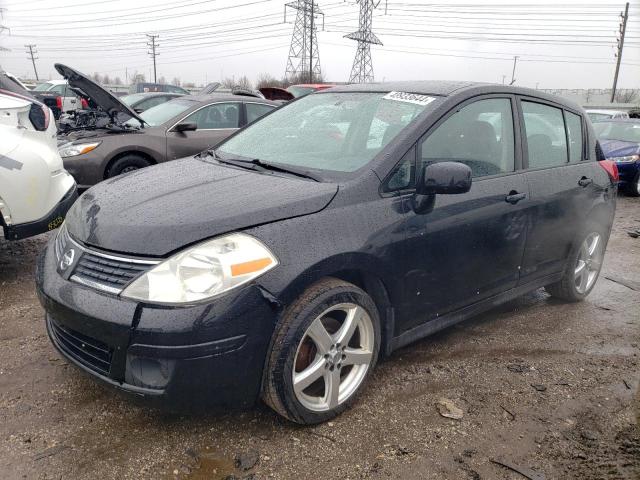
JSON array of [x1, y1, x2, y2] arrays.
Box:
[[545, 222, 606, 301], [262, 278, 380, 424], [106, 154, 151, 178]]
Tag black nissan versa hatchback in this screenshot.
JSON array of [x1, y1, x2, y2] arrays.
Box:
[[36, 81, 617, 424]]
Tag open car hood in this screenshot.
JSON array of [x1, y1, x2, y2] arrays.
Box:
[[54, 63, 145, 125]]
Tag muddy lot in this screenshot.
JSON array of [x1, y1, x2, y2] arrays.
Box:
[[1, 197, 638, 480]]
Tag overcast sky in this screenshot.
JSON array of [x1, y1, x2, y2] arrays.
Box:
[[0, 0, 639, 89]]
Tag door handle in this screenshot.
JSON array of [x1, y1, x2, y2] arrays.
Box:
[[578, 177, 593, 187], [505, 192, 526, 204]]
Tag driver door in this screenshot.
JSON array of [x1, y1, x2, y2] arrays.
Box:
[[166, 102, 241, 160], [397, 96, 531, 331]]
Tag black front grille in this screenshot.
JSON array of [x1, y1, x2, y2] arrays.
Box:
[[48, 317, 113, 376], [73, 252, 152, 292]]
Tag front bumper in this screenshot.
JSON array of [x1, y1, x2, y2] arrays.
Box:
[[3, 184, 78, 240], [36, 237, 279, 411], [616, 162, 639, 188], [62, 151, 106, 190]]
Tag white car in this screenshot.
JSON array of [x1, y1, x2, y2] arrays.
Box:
[[586, 109, 630, 122], [0, 82, 77, 240], [32, 79, 82, 118]]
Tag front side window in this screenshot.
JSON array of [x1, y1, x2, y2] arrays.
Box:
[[246, 103, 274, 124], [184, 103, 240, 129], [522, 101, 568, 168], [218, 92, 436, 176], [565, 112, 584, 162], [420, 98, 515, 178]]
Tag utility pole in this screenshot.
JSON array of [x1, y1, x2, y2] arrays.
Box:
[[509, 56, 518, 85], [611, 2, 629, 103], [502, 75, 506, 85], [346, 0, 382, 83], [25, 44, 39, 80], [146, 34, 159, 83], [285, 1, 323, 82], [309, 0, 314, 83]]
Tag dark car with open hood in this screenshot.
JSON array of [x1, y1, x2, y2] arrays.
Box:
[[53, 64, 278, 189], [36, 81, 617, 424]]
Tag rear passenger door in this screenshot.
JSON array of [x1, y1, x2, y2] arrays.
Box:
[[517, 98, 600, 282], [397, 96, 531, 329], [165, 102, 241, 160]]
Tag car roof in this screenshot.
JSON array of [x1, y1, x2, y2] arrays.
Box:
[[291, 83, 336, 88], [181, 94, 279, 105], [586, 109, 628, 114], [125, 92, 183, 98], [323, 80, 585, 111], [592, 118, 640, 123]]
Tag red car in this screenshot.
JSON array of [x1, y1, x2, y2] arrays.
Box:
[[286, 83, 336, 98]]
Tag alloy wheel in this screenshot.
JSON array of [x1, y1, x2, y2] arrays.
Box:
[[121, 166, 139, 174], [574, 232, 603, 294], [292, 303, 374, 412]]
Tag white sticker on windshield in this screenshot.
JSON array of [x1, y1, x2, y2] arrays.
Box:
[[383, 91, 436, 106]]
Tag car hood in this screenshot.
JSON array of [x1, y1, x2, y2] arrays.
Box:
[[599, 139, 640, 159], [65, 156, 338, 256], [54, 63, 145, 125]]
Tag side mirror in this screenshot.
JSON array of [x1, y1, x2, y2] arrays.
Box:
[[417, 161, 472, 195], [174, 122, 197, 132]]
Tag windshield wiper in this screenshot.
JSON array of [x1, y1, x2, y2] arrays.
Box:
[[207, 151, 320, 182]]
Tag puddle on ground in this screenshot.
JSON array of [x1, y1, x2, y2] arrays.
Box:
[[182, 452, 236, 480]]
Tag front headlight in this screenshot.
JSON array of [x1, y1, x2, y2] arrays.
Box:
[[58, 141, 101, 158], [608, 154, 639, 163], [121, 233, 278, 304]]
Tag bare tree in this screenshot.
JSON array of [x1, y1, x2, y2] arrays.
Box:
[[171, 77, 181, 86], [132, 73, 146, 84], [113, 77, 123, 85], [221, 77, 236, 89], [614, 89, 639, 103], [256, 73, 284, 89], [102, 74, 111, 85], [92, 72, 103, 83], [158, 75, 166, 84]]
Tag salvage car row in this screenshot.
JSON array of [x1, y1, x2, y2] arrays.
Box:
[[0, 64, 638, 425]]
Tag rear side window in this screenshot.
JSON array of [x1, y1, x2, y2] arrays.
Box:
[[522, 101, 568, 168], [565, 112, 583, 162], [246, 103, 274, 124], [184, 103, 240, 129], [420, 98, 515, 178]]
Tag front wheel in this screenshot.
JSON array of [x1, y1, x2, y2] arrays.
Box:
[[545, 223, 607, 301], [106, 154, 151, 178], [262, 278, 381, 424]]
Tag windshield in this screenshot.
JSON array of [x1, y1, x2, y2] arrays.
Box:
[[125, 98, 195, 127], [287, 86, 316, 98], [594, 121, 640, 143], [32, 82, 54, 92], [120, 93, 147, 106], [218, 92, 436, 176]]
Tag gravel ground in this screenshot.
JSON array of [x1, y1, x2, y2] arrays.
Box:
[[0, 196, 638, 480]]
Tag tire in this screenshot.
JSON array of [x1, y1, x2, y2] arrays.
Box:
[[625, 171, 640, 197], [106, 154, 151, 178], [544, 221, 607, 302], [262, 278, 381, 424]]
